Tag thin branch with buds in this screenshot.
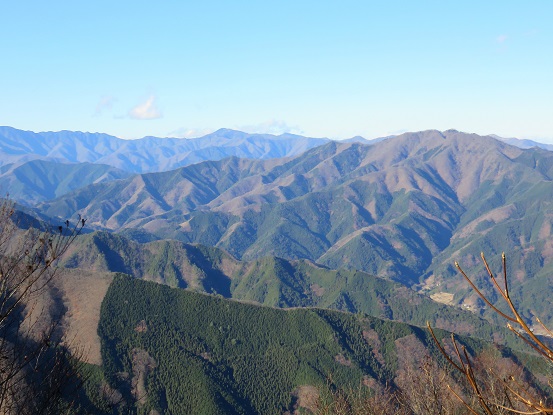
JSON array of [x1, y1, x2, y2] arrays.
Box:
[[428, 252, 553, 414]]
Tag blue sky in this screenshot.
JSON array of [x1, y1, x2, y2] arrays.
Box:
[[1, 1, 552, 141]]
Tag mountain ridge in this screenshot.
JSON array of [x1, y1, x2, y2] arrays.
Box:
[[35, 130, 553, 326], [0, 159, 132, 205], [58, 229, 520, 343], [4, 125, 549, 176], [0, 126, 330, 173]]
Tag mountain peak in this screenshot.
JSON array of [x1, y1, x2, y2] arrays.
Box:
[[211, 127, 242, 134]]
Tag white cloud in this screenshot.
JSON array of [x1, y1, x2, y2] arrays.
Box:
[[237, 119, 303, 135], [128, 95, 162, 120], [496, 34, 508, 43], [166, 127, 216, 138], [94, 95, 117, 116]]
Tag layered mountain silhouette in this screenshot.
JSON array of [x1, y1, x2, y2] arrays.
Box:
[[33, 129, 553, 326], [0, 126, 329, 173], [491, 134, 553, 152]]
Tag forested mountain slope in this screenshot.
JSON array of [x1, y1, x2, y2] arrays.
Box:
[[94, 275, 534, 415], [38, 130, 553, 325], [59, 231, 518, 342]]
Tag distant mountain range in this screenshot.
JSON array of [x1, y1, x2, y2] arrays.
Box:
[[3, 126, 551, 176], [31, 129, 553, 327], [490, 134, 553, 151], [5, 126, 553, 328], [0, 126, 330, 173]]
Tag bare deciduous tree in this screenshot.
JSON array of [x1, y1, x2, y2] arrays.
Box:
[[396, 355, 464, 415], [429, 252, 552, 414], [0, 198, 86, 414], [312, 381, 409, 415], [314, 251, 553, 415]]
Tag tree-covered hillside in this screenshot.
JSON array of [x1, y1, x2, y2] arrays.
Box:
[[96, 275, 499, 415], [60, 231, 520, 345]]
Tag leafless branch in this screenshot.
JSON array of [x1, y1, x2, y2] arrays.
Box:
[[429, 253, 553, 414]]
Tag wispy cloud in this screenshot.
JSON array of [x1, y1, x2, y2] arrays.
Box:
[[237, 119, 303, 135], [166, 127, 216, 138], [386, 128, 408, 136], [128, 95, 162, 120], [94, 95, 117, 116], [496, 34, 508, 44]]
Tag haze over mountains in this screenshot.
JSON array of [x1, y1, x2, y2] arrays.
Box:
[[0, 126, 330, 174], [2, 126, 550, 176]]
